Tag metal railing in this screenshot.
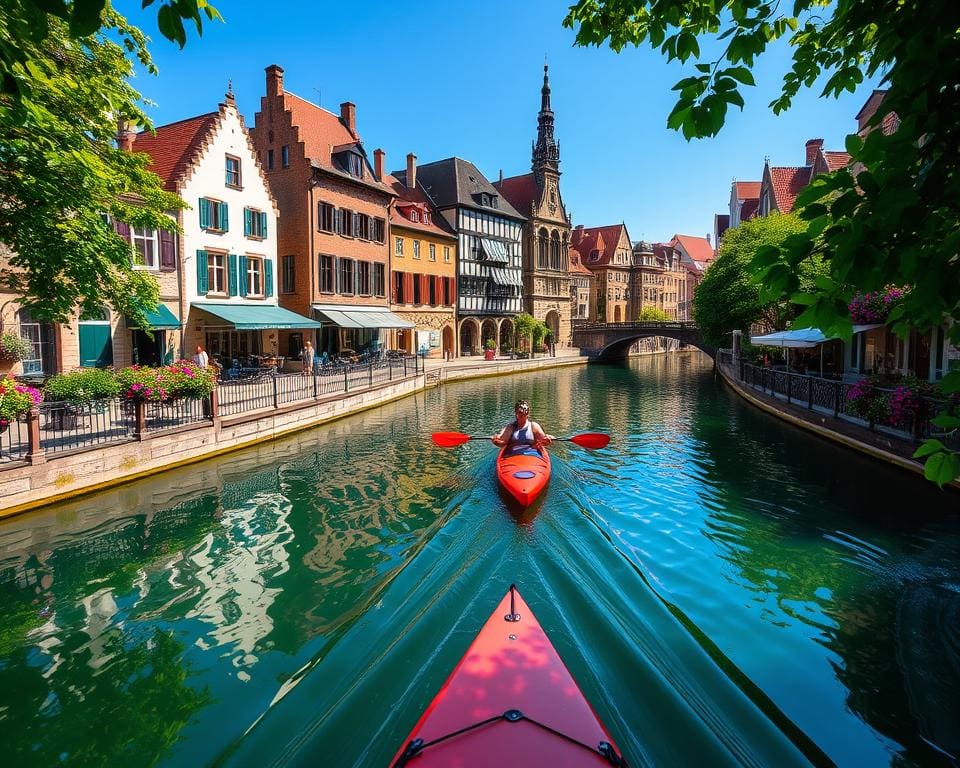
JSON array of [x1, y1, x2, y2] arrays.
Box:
[[718, 350, 958, 448], [39, 399, 135, 455]]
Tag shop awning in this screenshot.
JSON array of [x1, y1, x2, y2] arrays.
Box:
[[488, 267, 522, 287], [751, 329, 829, 348], [193, 302, 322, 330], [128, 303, 181, 330], [312, 304, 414, 329], [479, 238, 511, 264]]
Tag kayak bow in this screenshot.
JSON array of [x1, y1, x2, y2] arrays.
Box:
[[496, 445, 551, 507], [391, 585, 628, 767]]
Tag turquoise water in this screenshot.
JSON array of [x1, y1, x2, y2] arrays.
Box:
[[0, 353, 957, 766]]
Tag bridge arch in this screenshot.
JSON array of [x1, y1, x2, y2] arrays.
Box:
[[571, 321, 714, 360]]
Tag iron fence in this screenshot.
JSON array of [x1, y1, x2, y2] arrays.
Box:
[[39, 399, 135, 455], [0, 416, 29, 463]]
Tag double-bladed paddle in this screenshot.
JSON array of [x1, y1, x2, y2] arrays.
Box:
[[431, 431, 610, 450]]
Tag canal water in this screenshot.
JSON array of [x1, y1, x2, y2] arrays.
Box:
[[0, 353, 958, 767]]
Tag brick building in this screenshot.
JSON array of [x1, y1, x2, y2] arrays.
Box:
[[495, 65, 572, 345], [382, 151, 457, 358], [570, 224, 633, 323], [251, 65, 411, 360]]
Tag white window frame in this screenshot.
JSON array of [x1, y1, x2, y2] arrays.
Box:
[[208, 252, 227, 295], [131, 226, 159, 270]]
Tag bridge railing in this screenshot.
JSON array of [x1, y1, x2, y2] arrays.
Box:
[[573, 320, 698, 331]]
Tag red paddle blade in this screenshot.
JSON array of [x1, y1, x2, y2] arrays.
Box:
[[567, 433, 610, 449], [431, 432, 472, 448]]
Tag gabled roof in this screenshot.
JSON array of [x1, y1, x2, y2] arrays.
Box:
[[571, 224, 630, 268], [569, 250, 593, 276], [768, 166, 811, 213], [669, 234, 714, 264], [494, 173, 538, 216], [734, 181, 761, 200], [383, 173, 457, 240], [412, 157, 526, 221], [823, 151, 851, 171], [131, 112, 220, 191]]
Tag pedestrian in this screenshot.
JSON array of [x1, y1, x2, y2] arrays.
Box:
[[301, 340, 315, 374], [192, 345, 209, 368], [491, 400, 554, 455]]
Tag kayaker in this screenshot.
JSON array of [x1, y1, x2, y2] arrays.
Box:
[[491, 400, 554, 455]]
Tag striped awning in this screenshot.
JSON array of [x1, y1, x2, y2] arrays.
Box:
[[488, 267, 522, 287], [479, 238, 510, 264], [312, 304, 414, 329]]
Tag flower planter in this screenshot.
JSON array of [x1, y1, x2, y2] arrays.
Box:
[[484, 350, 496, 361]]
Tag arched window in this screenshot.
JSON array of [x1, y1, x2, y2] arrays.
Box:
[[537, 227, 549, 269], [550, 231, 561, 270]]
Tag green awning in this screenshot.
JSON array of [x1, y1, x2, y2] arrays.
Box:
[[193, 302, 322, 330], [128, 303, 181, 330]]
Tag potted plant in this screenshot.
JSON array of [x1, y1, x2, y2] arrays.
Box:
[[163, 360, 216, 400], [0, 375, 42, 432], [484, 338, 497, 361], [0, 332, 33, 373], [43, 368, 121, 429]]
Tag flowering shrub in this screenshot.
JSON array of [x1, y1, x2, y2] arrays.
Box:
[[846, 378, 889, 423], [0, 376, 42, 427], [887, 384, 922, 428], [44, 368, 121, 405], [848, 286, 907, 324], [163, 360, 216, 399], [0, 333, 33, 362], [115, 366, 170, 403]]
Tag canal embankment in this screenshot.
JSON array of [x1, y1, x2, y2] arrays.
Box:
[[0, 352, 588, 518]]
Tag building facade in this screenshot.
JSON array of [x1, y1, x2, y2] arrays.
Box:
[[495, 65, 572, 345], [382, 151, 457, 358], [414, 157, 525, 356], [251, 65, 410, 360], [569, 249, 595, 322], [571, 224, 633, 323]]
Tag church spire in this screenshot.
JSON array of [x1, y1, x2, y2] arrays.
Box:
[[533, 63, 560, 171]]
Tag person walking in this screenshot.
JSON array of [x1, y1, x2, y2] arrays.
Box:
[[192, 345, 209, 368], [301, 340, 315, 374]]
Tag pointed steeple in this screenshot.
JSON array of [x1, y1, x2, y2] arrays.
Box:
[[533, 63, 560, 171]]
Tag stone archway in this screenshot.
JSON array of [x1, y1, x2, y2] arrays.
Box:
[[459, 317, 479, 356], [544, 310, 559, 338], [480, 318, 497, 351], [498, 318, 514, 352]]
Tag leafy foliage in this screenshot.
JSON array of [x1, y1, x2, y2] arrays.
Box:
[[637, 307, 672, 322], [0, 332, 32, 361], [44, 368, 121, 404], [693, 213, 817, 347], [0, 8, 186, 328], [564, 0, 960, 482], [0, 375, 42, 425]]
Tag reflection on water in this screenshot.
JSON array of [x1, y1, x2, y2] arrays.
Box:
[[0, 353, 957, 767]]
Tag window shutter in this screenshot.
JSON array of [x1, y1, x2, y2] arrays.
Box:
[[391, 272, 399, 303], [260, 211, 268, 238], [196, 250, 208, 294], [228, 254, 238, 296], [159, 229, 176, 272], [113, 220, 131, 240], [244, 208, 252, 236], [238, 255, 248, 297], [434, 275, 443, 306], [219, 201, 229, 232], [264, 259, 274, 297], [420, 274, 429, 305], [199, 198, 210, 229], [404, 272, 414, 303], [447, 276, 456, 304]]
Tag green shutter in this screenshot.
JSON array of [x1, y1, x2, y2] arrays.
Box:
[[238, 255, 248, 297], [260, 211, 268, 237], [244, 208, 252, 237], [228, 254, 238, 296], [196, 250, 208, 294], [264, 259, 274, 297], [79, 324, 113, 368], [199, 198, 210, 229], [220, 201, 229, 232]]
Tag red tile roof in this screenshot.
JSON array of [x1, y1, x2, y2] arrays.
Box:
[[494, 173, 537, 216], [740, 198, 759, 220], [569, 250, 593, 276], [823, 151, 851, 171], [734, 181, 761, 200], [383, 173, 456, 239], [131, 112, 220, 191], [769, 166, 811, 213], [670, 234, 715, 264], [570, 224, 628, 267]]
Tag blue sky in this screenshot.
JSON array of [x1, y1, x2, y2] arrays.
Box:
[[119, 0, 878, 243]]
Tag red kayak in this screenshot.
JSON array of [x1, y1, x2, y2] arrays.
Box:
[[496, 445, 551, 506], [391, 585, 628, 767]]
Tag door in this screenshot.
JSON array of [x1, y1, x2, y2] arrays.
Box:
[[78, 310, 113, 367]]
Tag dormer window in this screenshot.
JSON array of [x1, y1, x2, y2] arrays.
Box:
[[348, 153, 363, 178], [590, 249, 600, 261], [410, 209, 420, 223]]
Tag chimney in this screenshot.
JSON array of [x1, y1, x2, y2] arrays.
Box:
[[805, 138, 824, 166], [340, 101, 356, 135], [374, 148, 385, 181], [116, 119, 136, 152], [499, 169, 504, 185], [406, 152, 417, 190], [266, 64, 285, 97]]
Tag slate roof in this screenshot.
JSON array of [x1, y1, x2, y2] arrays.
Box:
[[411, 157, 526, 221], [494, 173, 538, 216], [131, 112, 220, 191]]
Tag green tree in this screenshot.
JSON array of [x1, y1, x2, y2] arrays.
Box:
[[0, 9, 185, 326], [637, 307, 672, 322], [693, 213, 815, 347], [565, 0, 960, 484]]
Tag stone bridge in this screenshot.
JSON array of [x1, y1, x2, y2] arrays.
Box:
[[571, 321, 714, 360]]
